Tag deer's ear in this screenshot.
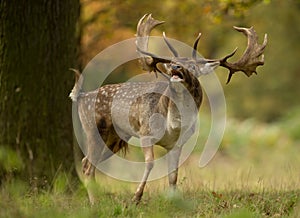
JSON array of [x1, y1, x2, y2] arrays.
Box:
[[197, 61, 220, 76]]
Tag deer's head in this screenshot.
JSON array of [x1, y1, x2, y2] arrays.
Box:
[[136, 14, 267, 84]]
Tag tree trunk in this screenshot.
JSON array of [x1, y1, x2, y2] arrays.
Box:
[[0, 0, 80, 184]]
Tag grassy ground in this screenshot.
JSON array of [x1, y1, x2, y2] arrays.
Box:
[[1, 152, 299, 218], [1, 177, 299, 218], [1, 114, 300, 217]]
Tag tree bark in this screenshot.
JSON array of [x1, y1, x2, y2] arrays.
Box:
[[0, 0, 80, 183]]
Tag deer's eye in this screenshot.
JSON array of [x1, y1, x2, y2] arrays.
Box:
[[171, 65, 181, 70]]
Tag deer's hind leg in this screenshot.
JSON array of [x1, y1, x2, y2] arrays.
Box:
[[82, 118, 116, 176], [81, 126, 106, 205], [82, 127, 129, 205], [81, 126, 106, 176]]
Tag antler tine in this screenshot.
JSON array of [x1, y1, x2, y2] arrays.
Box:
[[163, 32, 179, 57], [192, 33, 202, 59], [215, 26, 268, 83]]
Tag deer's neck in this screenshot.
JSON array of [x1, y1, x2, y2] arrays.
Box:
[[156, 79, 202, 131]]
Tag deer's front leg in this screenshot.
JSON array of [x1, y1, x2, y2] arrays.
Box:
[[132, 139, 154, 203], [167, 146, 182, 190]]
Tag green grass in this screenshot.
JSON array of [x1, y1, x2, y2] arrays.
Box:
[[1, 178, 299, 218]]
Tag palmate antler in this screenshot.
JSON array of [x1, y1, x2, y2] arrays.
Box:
[[205, 26, 268, 83], [136, 14, 171, 77]]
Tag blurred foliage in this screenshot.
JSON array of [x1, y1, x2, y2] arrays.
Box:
[[220, 116, 299, 162], [79, 0, 300, 122], [189, 105, 299, 171], [279, 106, 300, 141]]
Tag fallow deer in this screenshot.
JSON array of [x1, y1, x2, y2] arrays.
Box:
[[70, 14, 267, 204]]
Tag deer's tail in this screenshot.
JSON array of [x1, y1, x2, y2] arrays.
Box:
[[69, 68, 83, 102]]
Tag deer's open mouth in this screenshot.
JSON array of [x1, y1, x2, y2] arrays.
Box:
[[170, 70, 184, 82]]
